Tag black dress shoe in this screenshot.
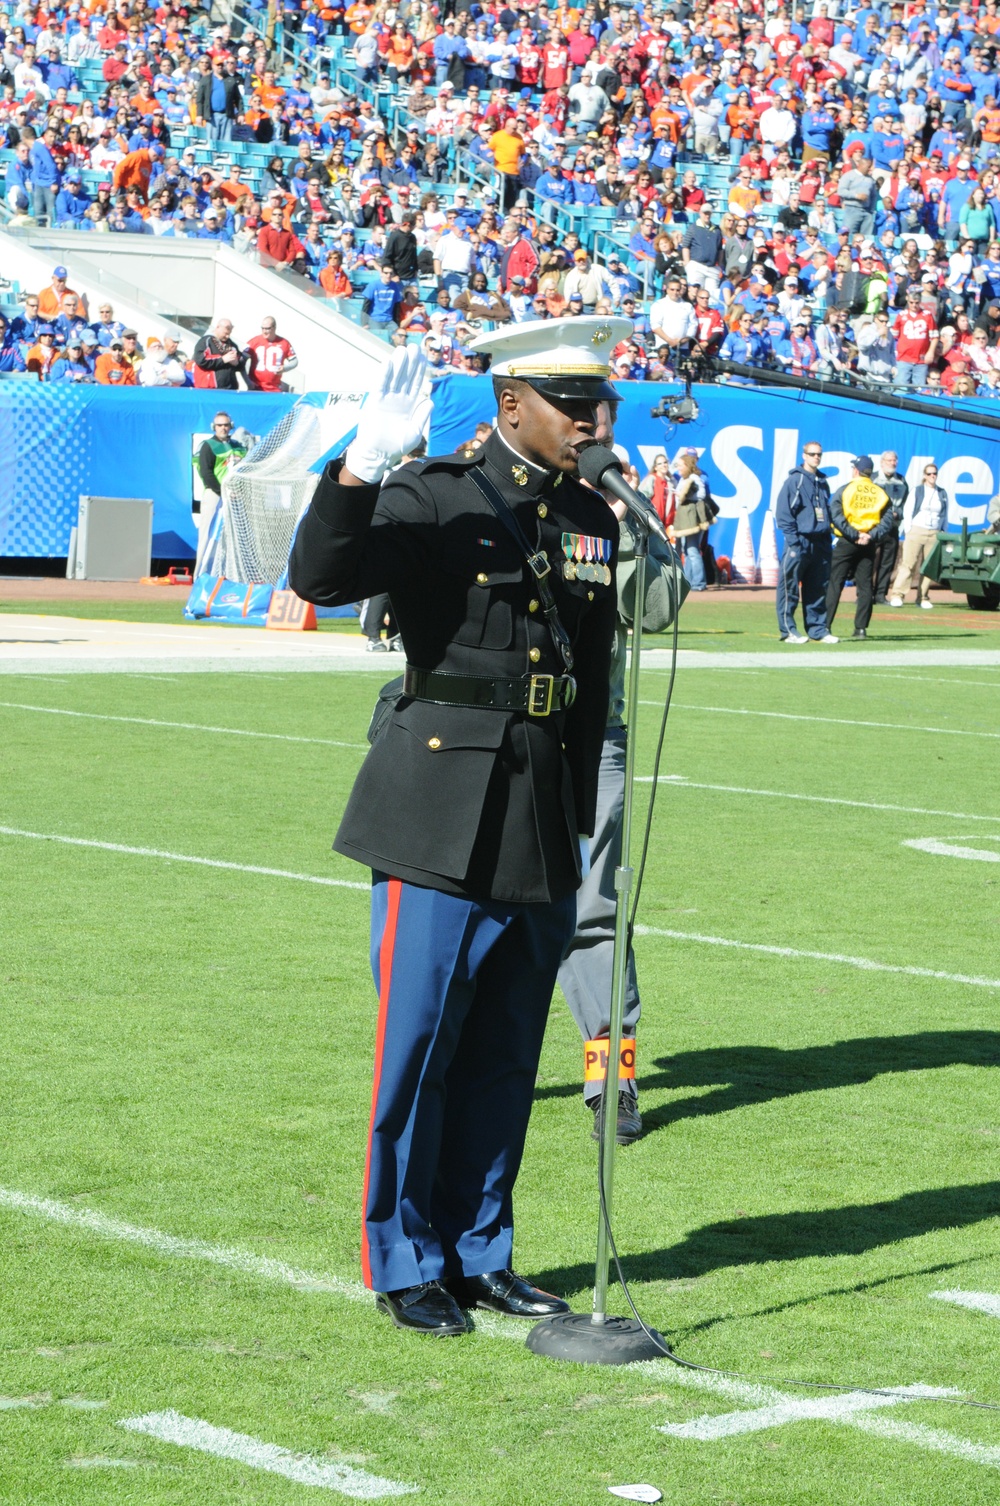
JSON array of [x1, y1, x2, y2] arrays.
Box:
[[591, 1091, 643, 1145], [375, 1281, 468, 1335], [447, 1270, 570, 1318], [852, 629, 867, 639]]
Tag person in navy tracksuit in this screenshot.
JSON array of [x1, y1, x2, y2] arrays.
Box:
[[774, 441, 836, 643]]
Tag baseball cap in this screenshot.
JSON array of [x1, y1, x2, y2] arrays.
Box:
[[81, 330, 98, 346], [569, 292, 584, 303], [110, 339, 124, 349], [852, 455, 874, 474], [52, 265, 67, 279], [574, 249, 588, 261], [510, 276, 526, 287], [122, 328, 138, 338], [67, 336, 83, 348], [99, 181, 112, 192]]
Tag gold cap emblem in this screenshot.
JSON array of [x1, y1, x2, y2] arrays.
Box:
[[512, 464, 529, 487], [592, 324, 613, 346]]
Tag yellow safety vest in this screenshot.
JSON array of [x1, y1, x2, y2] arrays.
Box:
[[837, 477, 889, 535]]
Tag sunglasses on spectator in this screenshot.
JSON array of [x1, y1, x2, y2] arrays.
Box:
[[804, 448, 822, 457], [924, 467, 938, 474], [214, 421, 232, 429]]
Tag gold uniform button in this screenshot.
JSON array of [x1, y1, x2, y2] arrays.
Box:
[[529, 647, 541, 663], [427, 737, 441, 750], [476, 572, 488, 585], [537, 503, 548, 518], [588, 590, 594, 601], [528, 598, 539, 613]]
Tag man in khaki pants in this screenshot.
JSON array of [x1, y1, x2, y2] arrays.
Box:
[[890, 461, 949, 609]]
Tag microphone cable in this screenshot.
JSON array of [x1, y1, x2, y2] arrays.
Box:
[[595, 547, 1000, 1415]]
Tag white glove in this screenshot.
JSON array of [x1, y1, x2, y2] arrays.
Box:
[[578, 834, 591, 878], [344, 344, 432, 485]]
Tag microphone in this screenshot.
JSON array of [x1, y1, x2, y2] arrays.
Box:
[[577, 444, 671, 544]]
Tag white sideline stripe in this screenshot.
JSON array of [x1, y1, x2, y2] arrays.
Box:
[[0, 1183, 989, 1481], [904, 837, 1000, 864], [0, 700, 367, 750], [117, 1411, 417, 1498], [632, 925, 1000, 991], [3, 825, 995, 989], [658, 1384, 953, 1442], [931, 1290, 1000, 1321], [853, 1416, 1000, 1471], [0, 1187, 367, 1297], [0, 827, 370, 892], [634, 776, 1000, 826], [642, 702, 1000, 740]]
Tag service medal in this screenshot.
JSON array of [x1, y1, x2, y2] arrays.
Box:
[[563, 559, 577, 581], [602, 564, 612, 585]]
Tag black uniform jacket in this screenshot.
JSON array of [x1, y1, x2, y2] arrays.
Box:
[[288, 430, 618, 905]]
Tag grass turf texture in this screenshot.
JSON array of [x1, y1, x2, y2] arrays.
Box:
[[2, 663, 1000, 1503], [5, 592, 1000, 649]]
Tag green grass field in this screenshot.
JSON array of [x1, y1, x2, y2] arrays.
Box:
[[6, 589, 1000, 649], [3, 646, 1000, 1504]]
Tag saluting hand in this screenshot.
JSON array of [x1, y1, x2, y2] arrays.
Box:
[[344, 345, 432, 485]]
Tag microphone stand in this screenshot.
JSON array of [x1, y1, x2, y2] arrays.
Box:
[[527, 512, 667, 1365]]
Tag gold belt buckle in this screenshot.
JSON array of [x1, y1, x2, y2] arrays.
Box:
[[528, 674, 555, 716]]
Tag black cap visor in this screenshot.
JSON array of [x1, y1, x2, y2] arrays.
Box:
[[523, 374, 621, 402]]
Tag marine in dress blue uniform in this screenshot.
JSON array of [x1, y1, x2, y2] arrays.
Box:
[[288, 319, 632, 1334]]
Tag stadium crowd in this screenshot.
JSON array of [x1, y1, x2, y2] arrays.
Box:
[[0, 263, 299, 385], [4, 0, 1000, 393]]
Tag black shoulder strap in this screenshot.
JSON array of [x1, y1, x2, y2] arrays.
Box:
[[467, 464, 575, 673]]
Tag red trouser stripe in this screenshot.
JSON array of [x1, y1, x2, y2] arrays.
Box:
[[360, 877, 402, 1290]]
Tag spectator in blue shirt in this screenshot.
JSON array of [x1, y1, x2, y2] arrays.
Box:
[[55, 171, 90, 228], [940, 155, 976, 243], [0, 315, 26, 373], [29, 124, 60, 225], [869, 119, 906, 170], [4, 140, 32, 211], [41, 52, 77, 92], [927, 122, 962, 164], [433, 20, 469, 86], [361, 264, 403, 335], [931, 51, 974, 118], [801, 105, 836, 159], [52, 337, 94, 383], [534, 167, 573, 205]]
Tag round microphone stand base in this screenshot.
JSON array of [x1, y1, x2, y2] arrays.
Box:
[[526, 1312, 668, 1366]]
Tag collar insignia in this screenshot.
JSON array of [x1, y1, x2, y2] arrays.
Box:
[[511, 463, 529, 487]]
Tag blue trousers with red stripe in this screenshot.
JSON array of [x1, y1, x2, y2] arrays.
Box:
[[363, 874, 576, 1293]]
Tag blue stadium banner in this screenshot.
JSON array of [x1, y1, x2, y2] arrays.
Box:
[[3, 379, 998, 561], [429, 376, 1000, 559], [0, 385, 297, 558]]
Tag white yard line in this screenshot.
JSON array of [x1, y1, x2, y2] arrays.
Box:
[[2, 1187, 995, 1481], [0, 1187, 366, 1298], [2, 824, 994, 986], [0, 827, 369, 891], [632, 925, 1000, 991], [657, 1383, 953, 1442], [635, 776, 1000, 825], [931, 1290, 1000, 1321], [904, 837, 1000, 864], [642, 703, 1000, 740], [852, 1416, 1000, 1470], [118, 1411, 417, 1498], [0, 701, 367, 750]]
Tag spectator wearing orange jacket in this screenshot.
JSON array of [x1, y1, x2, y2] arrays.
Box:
[[26, 325, 59, 380], [111, 143, 165, 202], [94, 340, 137, 385], [37, 264, 83, 320]]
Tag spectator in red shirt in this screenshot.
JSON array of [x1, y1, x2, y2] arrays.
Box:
[[893, 286, 940, 386], [244, 315, 298, 391]]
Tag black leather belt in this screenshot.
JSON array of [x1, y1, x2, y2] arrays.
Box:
[[403, 665, 577, 717]]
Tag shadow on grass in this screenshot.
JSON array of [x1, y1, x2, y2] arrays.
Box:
[[536, 1031, 1000, 1140], [667, 1253, 995, 1343], [536, 1182, 1000, 1294]]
